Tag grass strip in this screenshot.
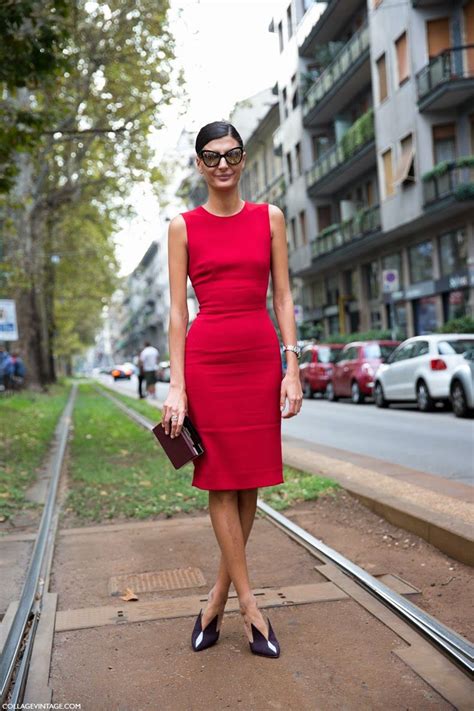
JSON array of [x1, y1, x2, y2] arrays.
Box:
[[67, 385, 339, 522], [0, 382, 71, 522]]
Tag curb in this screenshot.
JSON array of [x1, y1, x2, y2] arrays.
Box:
[[282, 439, 474, 567]]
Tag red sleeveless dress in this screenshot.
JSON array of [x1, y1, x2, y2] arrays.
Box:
[[181, 201, 284, 490]]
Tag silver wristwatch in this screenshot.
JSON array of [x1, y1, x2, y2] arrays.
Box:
[[283, 344, 301, 359]]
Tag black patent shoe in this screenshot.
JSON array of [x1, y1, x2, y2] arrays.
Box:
[[248, 616, 280, 658], [191, 608, 220, 651]]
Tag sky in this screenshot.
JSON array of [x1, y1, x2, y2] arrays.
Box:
[[114, 0, 285, 277]]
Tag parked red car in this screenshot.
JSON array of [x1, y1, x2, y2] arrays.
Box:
[[299, 343, 345, 398], [326, 340, 400, 404]]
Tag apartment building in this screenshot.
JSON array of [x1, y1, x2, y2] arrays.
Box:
[[269, 0, 474, 338]]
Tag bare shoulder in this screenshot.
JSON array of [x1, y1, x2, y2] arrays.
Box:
[[267, 203, 286, 239], [168, 214, 187, 245]]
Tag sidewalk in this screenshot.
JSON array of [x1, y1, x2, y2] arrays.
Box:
[[105, 380, 474, 566]]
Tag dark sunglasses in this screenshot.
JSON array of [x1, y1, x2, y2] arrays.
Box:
[[199, 147, 244, 168]]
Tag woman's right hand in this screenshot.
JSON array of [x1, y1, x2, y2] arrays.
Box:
[[161, 384, 188, 438]]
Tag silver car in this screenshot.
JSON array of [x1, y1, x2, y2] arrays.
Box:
[[450, 349, 474, 418]]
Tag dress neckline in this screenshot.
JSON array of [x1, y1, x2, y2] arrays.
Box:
[[199, 201, 247, 218]]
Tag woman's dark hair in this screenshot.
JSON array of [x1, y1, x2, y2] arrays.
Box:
[[195, 121, 244, 155]]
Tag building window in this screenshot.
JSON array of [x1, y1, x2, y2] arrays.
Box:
[[325, 275, 339, 306], [299, 210, 307, 245], [295, 142, 302, 176], [409, 241, 433, 283], [286, 152, 293, 183], [443, 290, 470, 321], [290, 216, 297, 250], [432, 123, 456, 163], [426, 17, 451, 59], [394, 133, 415, 187], [376, 53, 388, 103], [292, 87, 299, 110], [371, 309, 382, 329], [282, 87, 288, 118], [311, 134, 330, 162], [327, 315, 339, 335], [317, 205, 332, 231], [287, 4, 293, 40], [278, 21, 283, 53], [382, 252, 404, 287], [365, 261, 380, 300], [382, 148, 394, 198], [439, 228, 467, 276], [395, 32, 409, 86], [414, 296, 438, 335]]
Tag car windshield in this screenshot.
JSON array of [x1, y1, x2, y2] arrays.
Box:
[[319, 346, 341, 363], [438, 339, 474, 355], [364, 344, 397, 360]]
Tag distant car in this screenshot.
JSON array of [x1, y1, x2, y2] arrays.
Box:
[[326, 340, 400, 404], [374, 334, 474, 411], [449, 348, 474, 418], [299, 343, 345, 398], [111, 364, 134, 381], [156, 360, 171, 382]]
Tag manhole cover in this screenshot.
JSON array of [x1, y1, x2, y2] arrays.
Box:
[[108, 566, 206, 596]]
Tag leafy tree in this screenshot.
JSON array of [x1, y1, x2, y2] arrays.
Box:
[[2, 0, 183, 387]]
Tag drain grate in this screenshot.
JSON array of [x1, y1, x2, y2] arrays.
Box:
[[108, 566, 206, 596]]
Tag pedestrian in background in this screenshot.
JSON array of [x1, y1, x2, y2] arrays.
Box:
[[139, 341, 159, 399], [136, 350, 145, 399], [10, 351, 26, 389], [0, 344, 13, 391]]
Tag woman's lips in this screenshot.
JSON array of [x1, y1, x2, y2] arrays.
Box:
[[216, 174, 232, 179]]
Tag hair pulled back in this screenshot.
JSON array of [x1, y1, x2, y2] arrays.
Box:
[[195, 121, 244, 155]]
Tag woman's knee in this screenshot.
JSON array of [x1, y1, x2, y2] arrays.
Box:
[[209, 489, 239, 505]]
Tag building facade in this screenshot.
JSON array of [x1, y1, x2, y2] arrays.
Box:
[[267, 0, 474, 338]]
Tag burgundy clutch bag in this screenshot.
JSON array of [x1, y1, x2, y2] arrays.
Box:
[[152, 415, 204, 469]]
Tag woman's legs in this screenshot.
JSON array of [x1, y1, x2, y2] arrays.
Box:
[[201, 488, 269, 640]]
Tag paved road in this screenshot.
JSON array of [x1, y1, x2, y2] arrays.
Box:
[[99, 375, 474, 486]]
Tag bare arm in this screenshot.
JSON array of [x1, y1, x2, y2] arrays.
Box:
[[269, 204, 303, 417], [162, 214, 189, 437]]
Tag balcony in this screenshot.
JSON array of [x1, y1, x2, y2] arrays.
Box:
[[299, 0, 366, 55], [416, 46, 474, 111], [255, 172, 286, 210], [412, 0, 446, 6], [289, 243, 312, 277], [422, 157, 474, 207], [302, 23, 370, 126], [306, 108, 375, 196], [311, 205, 381, 260]]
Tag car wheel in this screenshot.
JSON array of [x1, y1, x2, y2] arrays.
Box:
[[351, 381, 365, 404], [374, 381, 389, 408], [326, 382, 338, 401], [451, 380, 471, 418], [416, 380, 435, 412], [303, 380, 313, 399]]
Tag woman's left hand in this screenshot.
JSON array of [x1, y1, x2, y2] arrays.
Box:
[[280, 372, 303, 418]]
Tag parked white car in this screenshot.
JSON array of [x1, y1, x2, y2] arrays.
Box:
[[450, 349, 474, 418], [374, 334, 474, 411]]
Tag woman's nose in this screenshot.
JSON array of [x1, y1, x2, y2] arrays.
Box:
[[217, 155, 227, 167]]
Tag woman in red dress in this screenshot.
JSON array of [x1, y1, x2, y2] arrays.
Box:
[[162, 121, 303, 658]]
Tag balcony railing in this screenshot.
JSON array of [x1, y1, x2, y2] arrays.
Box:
[[303, 23, 370, 118], [416, 45, 474, 100], [306, 108, 374, 189], [311, 204, 381, 259], [422, 157, 474, 206], [255, 172, 286, 207]]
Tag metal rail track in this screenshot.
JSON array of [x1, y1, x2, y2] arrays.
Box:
[[0, 383, 77, 706], [96, 383, 474, 677]]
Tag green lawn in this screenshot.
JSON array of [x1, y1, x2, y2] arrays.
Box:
[[0, 382, 71, 522], [68, 385, 339, 521]]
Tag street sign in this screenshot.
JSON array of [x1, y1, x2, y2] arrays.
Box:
[[382, 269, 399, 293], [294, 304, 304, 324], [0, 299, 18, 341]]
